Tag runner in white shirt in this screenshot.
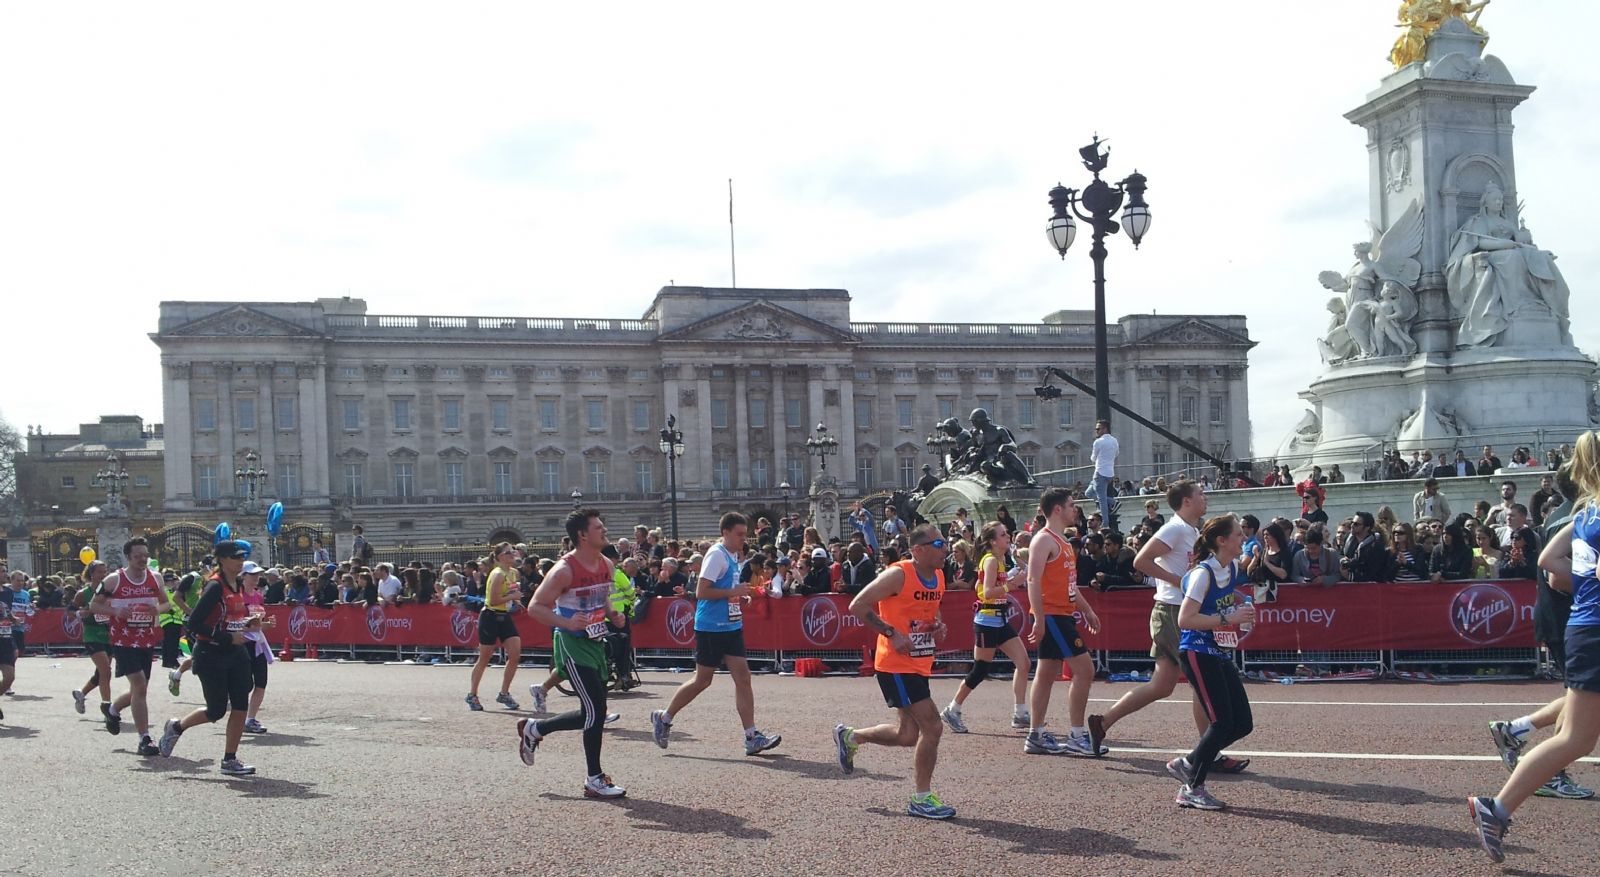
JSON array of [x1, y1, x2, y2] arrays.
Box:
[[1087, 480, 1250, 775]]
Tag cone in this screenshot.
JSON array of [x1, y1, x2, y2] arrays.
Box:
[[306, 643, 319, 660], [858, 645, 875, 676], [1058, 662, 1073, 681], [278, 645, 294, 662]]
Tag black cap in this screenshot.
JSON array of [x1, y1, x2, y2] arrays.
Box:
[[213, 539, 252, 560]]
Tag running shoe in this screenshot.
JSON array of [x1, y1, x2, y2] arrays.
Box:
[[604, 712, 620, 725], [136, 736, 160, 757], [940, 705, 969, 734], [583, 773, 626, 799], [1467, 795, 1509, 863], [465, 693, 483, 712], [1212, 755, 1250, 773], [244, 718, 268, 734], [72, 690, 86, 715], [168, 669, 181, 697], [907, 792, 956, 820], [219, 757, 256, 776], [1087, 714, 1106, 753], [650, 710, 671, 749], [1023, 729, 1070, 755], [104, 705, 122, 736], [1010, 710, 1031, 730], [745, 731, 782, 756], [833, 724, 858, 774], [1176, 784, 1225, 810], [516, 718, 541, 767], [495, 691, 520, 710], [1166, 756, 1192, 784], [158, 719, 183, 757], [529, 684, 548, 714], [1533, 770, 1594, 799], [1488, 720, 1525, 773], [1063, 732, 1099, 757]]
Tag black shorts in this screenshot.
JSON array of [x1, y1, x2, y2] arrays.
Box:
[[194, 642, 252, 718], [1547, 636, 1568, 681], [83, 641, 111, 657], [975, 623, 1017, 649], [693, 628, 746, 668], [113, 646, 156, 679], [1563, 625, 1600, 693], [1037, 615, 1089, 661], [478, 610, 521, 645], [161, 623, 185, 669], [876, 671, 932, 709], [0, 637, 13, 666], [251, 652, 269, 690]]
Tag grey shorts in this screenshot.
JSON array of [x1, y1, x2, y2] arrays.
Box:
[[1150, 602, 1181, 665]]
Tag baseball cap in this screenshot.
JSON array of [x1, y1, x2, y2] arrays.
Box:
[[776, 556, 791, 566], [324, 563, 338, 574], [812, 547, 828, 559], [241, 561, 265, 575], [214, 540, 252, 560], [688, 553, 704, 565]]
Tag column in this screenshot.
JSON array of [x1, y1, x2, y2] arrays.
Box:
[[1228, 366, 1251, 464], [695, 366, 714, 489], [659, 363, 684, 487], [163, 363, 194, 502], [807, 366, 826, 480], [257, 364, 277, 498], [771, 372, 787, 483], [733, 367, 749, 488], [837, 365, 857, 490], [216, 362, 236, 500], [298, 363, 329, 506]]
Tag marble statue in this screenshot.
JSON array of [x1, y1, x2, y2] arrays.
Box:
[[1391, 0, 1489, 69], [967, 408, 1038, 489], [1446, 182, 1573, 348], [1317, 199, 1425, 361]]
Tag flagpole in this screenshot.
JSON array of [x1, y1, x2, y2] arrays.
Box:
[[728, 178, 737, 289]]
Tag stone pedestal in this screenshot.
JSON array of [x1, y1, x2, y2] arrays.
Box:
[[808, 473, 841, 545], [96, 511, 132, 571], [5, 538, 33, 575]]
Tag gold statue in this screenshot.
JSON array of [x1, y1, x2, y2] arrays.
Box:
[[1390, 0, 1490, 69]]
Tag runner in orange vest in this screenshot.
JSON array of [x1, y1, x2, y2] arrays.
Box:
[[1022, 487, 1103, 757]]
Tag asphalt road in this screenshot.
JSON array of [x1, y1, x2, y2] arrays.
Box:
[[2, 656, 1594, 877]]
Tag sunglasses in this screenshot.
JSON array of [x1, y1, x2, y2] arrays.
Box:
[[914, 538, 948, 549]]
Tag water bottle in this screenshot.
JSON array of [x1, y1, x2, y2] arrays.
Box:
[[1239, 594, 1255, 635]]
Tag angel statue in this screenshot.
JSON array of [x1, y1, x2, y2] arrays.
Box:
[[1317, 199, 1425, 361], [1391, 0, 1490, 69]]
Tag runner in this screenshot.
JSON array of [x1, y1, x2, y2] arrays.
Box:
[[833, 524, 955, 819], [157, 539, 258, 775], [1089, 480, 1249, 775], [466, 542, 523, 711], [1170, 514, 1255, 811], [0, 573, 16, 721], [940, 520, 1031, 734], [167, 572, 202, 696], [88, 537, 171, 756], [240, 562, 277, 734], [158, 570, 187, 675], [515, 508, 625, 799], [1021, 487, 1102, 756], [527, 545, 625, 726], [71, 560, 113, 718], [1471, 432, 1600, 863], [651, 512, 781, 757]]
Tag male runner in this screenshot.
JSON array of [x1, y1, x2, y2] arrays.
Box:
[[833, 524, 955, 819], [0, 573, 15, 721], [651, 512, 781, 756], [89, 537, 171, 756], [158, 539, 259, 775], [516, 509, 625, 798], [167, 572, 202, 695], [1088, 480, 1249, 774], [1022, 487, 1102, 756]]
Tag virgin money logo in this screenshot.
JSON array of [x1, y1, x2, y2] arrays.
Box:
[[450, 610, 479, 645], [288, 606, 308, 641], [665, 599, 695, 646], [802, 596, 842, 646], [1450, 583, 1517, 645], [366, 605, 387, 641], [61, 612, 83, 641], [1005, 594, 1026, 631]]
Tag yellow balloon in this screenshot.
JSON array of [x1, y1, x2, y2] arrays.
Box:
[[79, 546, 97, 565]]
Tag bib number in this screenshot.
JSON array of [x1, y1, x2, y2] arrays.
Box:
[[226, 618, 250, 633], [1213, 629, 1240, 650], [726, 600, 743, 621], [126, 609, 155, 629], [585, 621, 610, 640], [0, 621, 10, 636], [908, 631, 936, 658]]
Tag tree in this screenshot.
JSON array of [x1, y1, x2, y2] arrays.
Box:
[[0, 410, 21, 513]]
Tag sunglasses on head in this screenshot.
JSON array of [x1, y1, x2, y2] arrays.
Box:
[[914, 538, 947, 549]]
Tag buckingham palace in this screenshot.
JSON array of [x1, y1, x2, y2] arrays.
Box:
[[151, 287, 1253, 546]]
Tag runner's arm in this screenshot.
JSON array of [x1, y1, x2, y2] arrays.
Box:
[[849, 565, 907, 642], [528, 567, 584, 631], [1538, 522, 1574, 594], [1133, 537, 1179, 587], [87, 580, 118, 617]]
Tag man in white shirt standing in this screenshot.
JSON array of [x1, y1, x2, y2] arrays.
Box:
[[1090, 420, 1121, 533]]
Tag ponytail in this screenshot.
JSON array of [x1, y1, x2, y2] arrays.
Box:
[[1193, 514, 1238, 564]]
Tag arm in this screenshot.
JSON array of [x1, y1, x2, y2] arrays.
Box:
[[1073, 585, 1100, 634], [848, 565, 909, 655], [87, 578, 121, 618], [527, 567, 585, 632], [1539, 522, 1574, 594], [1133, 537, 1180, 589], [185, 582, 232, 643], [1024, 537, 1052, 646]]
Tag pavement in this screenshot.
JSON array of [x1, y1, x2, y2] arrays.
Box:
[[2, 656, 1595, 877]]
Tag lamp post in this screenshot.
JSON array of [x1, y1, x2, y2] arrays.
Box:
[[805, 422, 839, 475], [1047, 136, 1151, 427], [570, 488, 583, 510], [924, 430, 958, 476], [92, 453, 130, 512], [658, 413, 685, 540], [779, 481, 792, 520], [234, 450, 269, 515]]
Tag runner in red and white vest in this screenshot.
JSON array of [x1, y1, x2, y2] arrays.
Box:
[[88, 536, 171, 756]]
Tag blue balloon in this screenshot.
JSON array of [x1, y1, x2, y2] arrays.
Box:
[[235, 539, 253, 559], [214, 522, 231, 544], [266, 502, 285, 536]]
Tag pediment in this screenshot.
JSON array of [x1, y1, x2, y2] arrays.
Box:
[[163, 305, 325, 339], [437, 446, 469, 460], [337, 447, 369, 460], [387, 446, 419, 459], [893, 441, 920, 454], [657, 300, 857, 345], [1140, 318, 1251, 348], [488, 445, 518, 459]]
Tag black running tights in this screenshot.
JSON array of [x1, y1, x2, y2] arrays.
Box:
[[536, 658, 606, 777], [1181, 649, 1252, 788]]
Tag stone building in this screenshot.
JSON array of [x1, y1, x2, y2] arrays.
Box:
[[13, 415, 165, 528], [151, 288, 1252, 546]]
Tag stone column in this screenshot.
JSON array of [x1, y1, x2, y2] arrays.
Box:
[[1228, 366, 1251, 464], [695, 365, 714, 490], [6, 523, 34, 576], [732, 367, 749, 488], [216, 362, 236, 501], [96, 508, 132, 571], [807, 365, 827, 482], [837, 365, 857, 491], [298, 361, 329, 507], [163, 362, 194, 502], [659, 363, 684, 486], [257, 363, 277, 499], [771, 372, 787, 484]]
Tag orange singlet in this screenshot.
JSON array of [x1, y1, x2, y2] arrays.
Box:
[[1035, 528, 1079, 616], [873, 559, 946, 676]]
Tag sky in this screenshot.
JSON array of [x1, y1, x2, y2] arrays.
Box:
[[2, 1, 1597, 457]]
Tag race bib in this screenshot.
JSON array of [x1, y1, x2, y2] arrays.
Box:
[[1213, 629, 1240, 650], [584, 621, 610, 640], [94, 614, 111, 625], [908, 631, 936, 658], [0, 620, 10, 636], [726, 599, 743, 621], [976, 602, 1006, 618], [126, 608, 155, 629], [226, 618, 251, 632]]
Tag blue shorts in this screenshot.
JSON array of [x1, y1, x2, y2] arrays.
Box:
[[1038, 615, 1089, 661], [1563, 625, 1600, 693], [876, 671, 931, 709]]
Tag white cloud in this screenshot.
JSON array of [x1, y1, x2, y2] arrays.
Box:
[[1, 1, 1595, 458]]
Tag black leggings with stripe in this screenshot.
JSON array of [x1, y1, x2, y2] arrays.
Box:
[[534, 658, 606, 777], [1181, 649, 1253, 788]]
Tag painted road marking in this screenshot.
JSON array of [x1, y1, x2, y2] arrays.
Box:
[[1091, 698, 1551, 708], [1110, 745, 1600, 764]]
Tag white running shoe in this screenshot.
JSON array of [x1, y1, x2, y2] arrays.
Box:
[[219, 757, 256, 776], [650, 709, 671, 749], [1010, 710, 1031, 730], [583, 773, 626, 799], [516, 718, 541, 766], [158, 719, 183, 757], [72, 690, 86, 714], [529, 684, 548, 714], [604, 712, 620, 725], [940, 705, 969, 734]]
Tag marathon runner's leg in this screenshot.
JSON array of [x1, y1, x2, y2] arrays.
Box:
[[498, 636, 522, 696], [906, 698, 942, 795], [727, 656, 756, 729], [126, 671, 151, 738], [950, 646, 997, 710], [1028, 659, 1061, 732], [999, 637, 1031, 711], [662, 664, 716, 723]]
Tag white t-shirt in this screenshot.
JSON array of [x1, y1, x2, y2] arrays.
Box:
[[699, 544, 733, 584], [442, 584, 463, 605], [378, 575, 403, 600], [1091, 434, 1119, 478], [1149, 517, 1200, 606]]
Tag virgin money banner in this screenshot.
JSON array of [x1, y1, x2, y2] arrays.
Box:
[[24, 580, 1536, 652]]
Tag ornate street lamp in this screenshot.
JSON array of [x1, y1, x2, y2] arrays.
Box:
[[92, 453, 130, 511], [234, 450, 269, 515], [779, 481, 792, 520], [805, 422, 839, 474], [658, 413, 686, 540], [1047, 135, 1151, 426], [570, 488, 583, 510], [924, 431, 958, 475]]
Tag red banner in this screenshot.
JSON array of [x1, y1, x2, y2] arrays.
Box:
[[21, 580, 1537, 653]]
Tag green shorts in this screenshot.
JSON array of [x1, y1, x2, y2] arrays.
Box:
[[1150, 602, 1181, 665]]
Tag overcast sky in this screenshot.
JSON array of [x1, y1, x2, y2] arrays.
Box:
[[3, 2, 1596, 457]]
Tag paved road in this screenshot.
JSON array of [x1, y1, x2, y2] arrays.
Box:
[[2, 656, 1593, 876]]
